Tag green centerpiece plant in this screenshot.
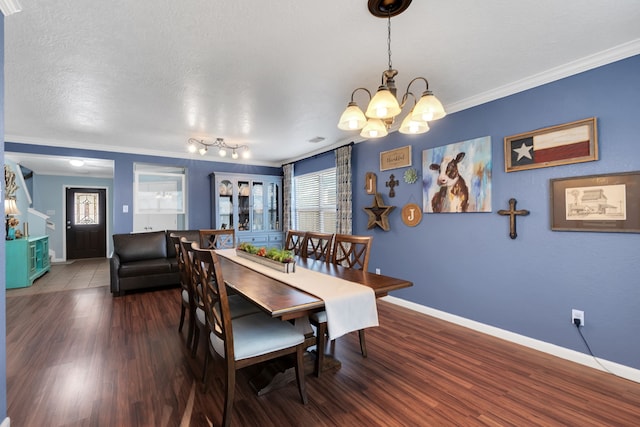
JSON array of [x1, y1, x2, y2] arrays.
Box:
[[236, 242, 295, 273]]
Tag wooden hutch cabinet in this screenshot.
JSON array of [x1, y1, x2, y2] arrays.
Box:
[[209, 172, 283, 248]]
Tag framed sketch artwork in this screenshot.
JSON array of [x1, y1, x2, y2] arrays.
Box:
[[551, 171, 640, 233]]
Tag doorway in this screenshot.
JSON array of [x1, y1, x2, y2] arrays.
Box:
[[65, 187, 107, 259]]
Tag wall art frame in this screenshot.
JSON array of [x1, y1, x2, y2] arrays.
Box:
[[380, 145, 411, 171], [550, 171, 640, 233], [504, 117, 598, 173]]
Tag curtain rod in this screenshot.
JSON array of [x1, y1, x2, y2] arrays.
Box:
[[281, 141, 354, 167]]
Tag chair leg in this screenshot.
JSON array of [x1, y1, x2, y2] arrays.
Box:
[[315, 322, 327, 377], [191, 325, 200, 358], [201, 347, 210, 393], [178, 305, 186, 332], [186, 312, 195, 349], [295, 345, 308, 404], [358, 329, 367, 358], [222, 361, 236, 427]]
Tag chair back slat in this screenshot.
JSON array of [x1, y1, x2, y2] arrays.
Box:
[[332, 234, 373, 271], [193, 247, 234, 360], [169, 234, 188, 291], [199, 229, 236, 250], [284, 230, 307, 256], [302, 232, 333, 262]]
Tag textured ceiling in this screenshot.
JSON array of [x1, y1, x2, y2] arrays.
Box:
[[4, 0, 640, 172]]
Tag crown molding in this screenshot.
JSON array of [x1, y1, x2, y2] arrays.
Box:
[[446, 39, 640, 115]]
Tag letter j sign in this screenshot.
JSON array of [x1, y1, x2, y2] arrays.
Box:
[[401, 203, 422, 227]]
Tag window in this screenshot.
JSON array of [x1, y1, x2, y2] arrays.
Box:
[[294, 168, 336, 233], [74, 192, 100, 225]]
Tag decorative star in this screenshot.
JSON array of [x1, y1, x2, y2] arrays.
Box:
[[363, 193, 395, 231], [513, 142, 533, 161]]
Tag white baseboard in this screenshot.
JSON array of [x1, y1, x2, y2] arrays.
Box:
[[382, 296, 640, 384], [1, 417, 10, 427]]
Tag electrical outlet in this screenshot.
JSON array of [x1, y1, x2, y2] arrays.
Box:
[[572, 309, 585, 326], [375, 268, 381, 275]]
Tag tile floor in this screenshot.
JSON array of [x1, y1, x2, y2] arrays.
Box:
[[6, 258, 110, 297]]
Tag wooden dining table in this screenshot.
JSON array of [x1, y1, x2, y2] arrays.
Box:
[[216, 252, 413, 394]]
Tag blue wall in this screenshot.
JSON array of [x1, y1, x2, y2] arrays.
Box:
[[346, 55, 640, 370]]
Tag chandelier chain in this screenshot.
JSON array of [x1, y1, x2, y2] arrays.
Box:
[[387, 12, 392, 70]]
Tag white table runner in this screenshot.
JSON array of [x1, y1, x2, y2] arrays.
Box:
[[216, 249, 379, 340]]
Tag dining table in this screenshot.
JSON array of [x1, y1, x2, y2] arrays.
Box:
[[215, 248, 413, 394]]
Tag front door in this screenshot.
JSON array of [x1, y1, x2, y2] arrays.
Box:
[[65, 187, 107, 259]]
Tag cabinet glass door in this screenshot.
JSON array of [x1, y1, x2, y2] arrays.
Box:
[[238, 180, 250, 231], [267, 182, 280, 231], [218, 179, 234, 230], [252, 181, 264, 232]]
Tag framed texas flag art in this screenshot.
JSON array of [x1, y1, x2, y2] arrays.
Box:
[[504, 117, 598, 172]]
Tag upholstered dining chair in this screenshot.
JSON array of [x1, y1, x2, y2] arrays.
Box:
[[301, 232, 333, 262], [171, 234, 196, 349], [186, 239, 261, 359], [179, 238, 206, 357], [284, 230, 307, 256], [199, 229, 236, 250], [194, 247, 308, 427], [310, 234, 373, 376]]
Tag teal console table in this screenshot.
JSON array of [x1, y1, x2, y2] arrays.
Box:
[[6, 235, 50, 288]]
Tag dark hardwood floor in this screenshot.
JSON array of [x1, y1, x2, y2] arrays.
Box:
[[6, 261, 640, 426]]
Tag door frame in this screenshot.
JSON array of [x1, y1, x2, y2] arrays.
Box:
[[62, 184, 110, 262]]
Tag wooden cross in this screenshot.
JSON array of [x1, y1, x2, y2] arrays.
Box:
[[497, 198, 529, 239], [386, 174, 399, 198]]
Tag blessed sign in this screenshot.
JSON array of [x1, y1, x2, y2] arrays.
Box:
[[380, 145, 412, 171]]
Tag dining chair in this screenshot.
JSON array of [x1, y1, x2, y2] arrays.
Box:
[[171, 234, 196, 349], [199, 228, 236, 250], [284, 230, 307, 256], [180, 238, 206, 357], [301, 231, 333, 262], [194, 247, 308, 427], [186, 240, 261, 359], [310, 234, 373, 376]]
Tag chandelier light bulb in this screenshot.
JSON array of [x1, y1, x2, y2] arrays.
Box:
[[218, 148, 227, 157], [399, 113, 429, 135], [365, 88, 401, 120], [411, 91, 446, 122], [188, 143, 197, 153], [360, 118, 388, 139], [198, 147, 207, 156], [242, 149, 250, 159], [337, 102, 367, 130], [231, 149, 239, 160]]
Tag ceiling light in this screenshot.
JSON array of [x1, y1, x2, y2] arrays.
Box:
[[338, 0, 446, 138], [188, 138, 249, 160], [0, 0, 22, 16], [69, 159, 85, 167]]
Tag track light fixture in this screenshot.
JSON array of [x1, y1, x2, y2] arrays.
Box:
[[187, 138, 250, 159], [338, 0, 446, 139]]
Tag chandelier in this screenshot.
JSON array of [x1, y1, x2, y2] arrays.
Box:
[[187, 138, 250, 160], [338, 0, 446, 138]]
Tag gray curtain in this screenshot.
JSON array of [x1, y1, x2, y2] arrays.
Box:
[[282, 163, 294, 233], [335, 145, 352, 235]]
